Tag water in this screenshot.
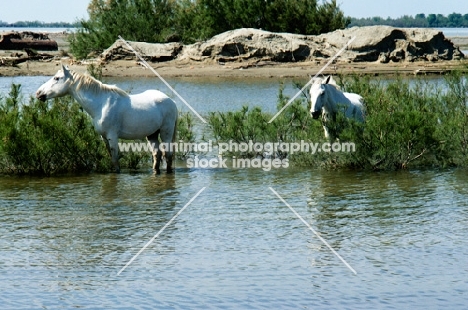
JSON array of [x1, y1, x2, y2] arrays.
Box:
[[1, 31, 468, 307], [437, 27, 468, 38], [1, 168, 467, 309], [0, 75, 458, 115], [0, 75, 301, 114]]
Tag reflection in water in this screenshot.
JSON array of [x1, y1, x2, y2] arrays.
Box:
[[0, 168, 467, 308]]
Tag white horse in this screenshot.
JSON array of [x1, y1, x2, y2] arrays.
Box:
[[309, 76, 364, 139], [36, 65, 178, 174]]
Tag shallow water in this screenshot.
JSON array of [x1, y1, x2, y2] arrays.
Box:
[[0, 75, 452, 117], [0, 75, 301, 115], [1, 167, 467, 309], [1, 68, 468, 309]]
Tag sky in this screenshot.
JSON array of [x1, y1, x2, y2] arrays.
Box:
[[0, 0, 467, 24]]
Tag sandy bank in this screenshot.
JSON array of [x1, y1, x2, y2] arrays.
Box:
[[1, 57, 467, 79]]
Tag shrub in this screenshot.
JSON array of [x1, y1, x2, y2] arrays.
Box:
[[69, 0, 350, 58], [206, 72, 468, 170], [0, 84, 111, 175], [0, 84, 196, 175]]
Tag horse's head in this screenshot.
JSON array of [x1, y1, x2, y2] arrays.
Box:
[[36, 64, 73, 101], [309, 76, 337, 119], [309, 79, 327, 119]]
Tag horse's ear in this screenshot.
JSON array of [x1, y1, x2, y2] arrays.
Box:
[[61, 64, 71, 76]]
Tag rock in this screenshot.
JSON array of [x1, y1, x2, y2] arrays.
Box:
[[100, 26, 464, 64], [101, 40, 182, 62], [180, 28, 315, 62], [331, 26, 463, 62], [0, 31, 58, 51]]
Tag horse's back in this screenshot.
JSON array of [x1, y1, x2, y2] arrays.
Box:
[[130, 89, 173, 106], [129, 90, 177, 115], [117, 89, 177, 139], [343, 92, 365, 121], [344, 92, 363, 105]]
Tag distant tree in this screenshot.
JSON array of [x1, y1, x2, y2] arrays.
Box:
[[448, 13, 463, 27], [427, 14, 437, 27], [70, 0, 350, 58], [175, 0, 349, 40], [349, 12, 468, 28], [70, 0, 177, 58]]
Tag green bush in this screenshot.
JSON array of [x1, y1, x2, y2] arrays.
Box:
[[339, 73, 468, 169], [70, 0, 350, 58], [0, 84, 112, 175], [0, 84, 196, 175], [208, 83, 325, 160], [207, 72, 468, 170]]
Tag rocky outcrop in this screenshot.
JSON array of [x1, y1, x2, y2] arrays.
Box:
[[0, 31, 58, 51], [320, 26, 464, 62], [102, 26, 464, 64], [101, 40, 182, 62]]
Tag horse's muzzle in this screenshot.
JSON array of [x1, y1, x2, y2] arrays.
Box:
[[311, 111, 321, 119], [36, 92, 47, 102]]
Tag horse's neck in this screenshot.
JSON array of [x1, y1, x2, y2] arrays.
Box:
[[324, 85, 349, 113], [69, 85, 109, 119]]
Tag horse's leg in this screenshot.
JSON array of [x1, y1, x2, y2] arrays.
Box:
[[323, 125, 330, 140], [159, 129, 174, 174], [147, 130, 162, 174], [104, 135, 120, 173], [321, 112, 331, 140]]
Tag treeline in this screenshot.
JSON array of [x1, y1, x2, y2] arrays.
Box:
[[350, 13, 468, 28], [69, 0, 349, 59], [0, 20, 79, 28]]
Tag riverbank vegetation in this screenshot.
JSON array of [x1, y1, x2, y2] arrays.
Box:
[[0, 83, 195, 175], [208, 72, 468, 170], [69, 0, 349, 59], [1, 72, 467, 175]]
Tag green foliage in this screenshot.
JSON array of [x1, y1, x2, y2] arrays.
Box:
[[177, 0, 349, 41], [207, 72, 468, 170], [70, 0, 350, 58], [0, 84, 196, 175], [70, 0, 178, 58], [175, 111, 196, 157], [0, 85, 112, 175], [208, 83, 323, 158]]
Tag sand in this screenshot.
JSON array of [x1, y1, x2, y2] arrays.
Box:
[[1, 57, 467, 79]]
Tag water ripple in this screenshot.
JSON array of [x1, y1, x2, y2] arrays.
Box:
[[1, 168, 468, 308]]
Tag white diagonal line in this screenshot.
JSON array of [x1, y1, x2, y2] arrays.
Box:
[[269, 187, 357, 275], [268, 36, 356, 123], [118, 35, 207, 124], [117, 187, 206, 276]]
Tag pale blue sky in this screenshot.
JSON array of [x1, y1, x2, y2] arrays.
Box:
[[0, 0, 467, 24]]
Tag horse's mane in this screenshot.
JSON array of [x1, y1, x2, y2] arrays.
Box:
[[312, 76, 341, 91], [71, 70, 129, 98]]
